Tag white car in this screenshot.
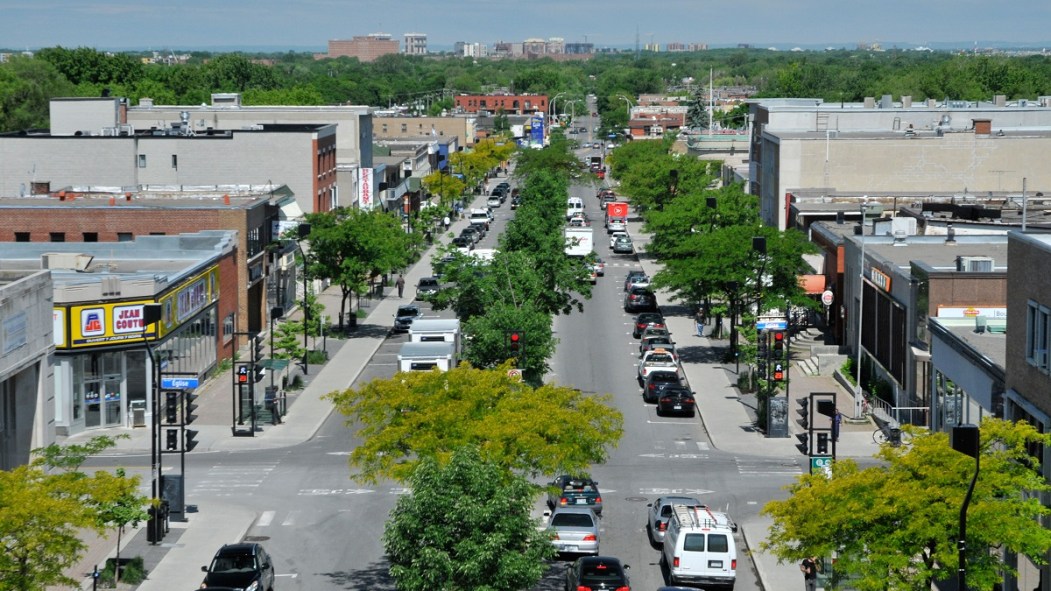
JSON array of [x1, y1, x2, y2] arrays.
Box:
[[609, 231, 628, 248], [638, 348, 681, 383], [486, 196, 501, 208]]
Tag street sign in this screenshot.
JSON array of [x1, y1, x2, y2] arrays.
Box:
[[821, 289, 834, 307], [810, 456, 833, 477], [161, 377, 199, 389], [756, 319, 788, 331]]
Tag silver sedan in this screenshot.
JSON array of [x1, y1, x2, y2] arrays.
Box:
[[646, 496, 704, 545], [547, 506, 600, 556]]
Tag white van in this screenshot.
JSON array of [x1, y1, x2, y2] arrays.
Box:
[[469, 209, 491, 229], [661, 504, 737, 590], [566, 197, 584, 220]]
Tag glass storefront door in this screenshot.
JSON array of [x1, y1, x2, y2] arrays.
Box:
[[76, 352, 125, 430], [103, 374, 122, 426], [84, 380, 102, 428]]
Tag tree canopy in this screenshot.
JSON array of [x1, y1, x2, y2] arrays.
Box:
[[761, 419, 1051, 591], [328, 362, 623, 484]]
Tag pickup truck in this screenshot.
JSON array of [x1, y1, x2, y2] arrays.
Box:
[[469, 209, 491, 230]]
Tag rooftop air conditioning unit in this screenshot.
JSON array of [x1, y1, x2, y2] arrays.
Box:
[[957, 256, 994, 272]]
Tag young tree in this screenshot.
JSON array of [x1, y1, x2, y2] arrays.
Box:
[[383, 447, 555, 591], [94, 468, 150, 584], [0, 436, 146, 590], [328, 362, 623, 483], [762, 419, 1051, 591]]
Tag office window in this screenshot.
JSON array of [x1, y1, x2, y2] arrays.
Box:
[[1027, 300, 1050, 373], [49, 232, 65, 242], [137, 154, 146, 168], [171, 154, 178, 169], [83, 232, 98, 242], [14, 232, 29, 242], [117, 232, 134, 242]]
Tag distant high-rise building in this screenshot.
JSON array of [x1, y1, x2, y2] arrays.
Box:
[[453, 41, 467, 56], [687, 43, 709, 51], [565, 43, 594, 55], [403, 33, 428, 55], [666, 42, 686, 52], [546, 37, 565, 54], [463, 43, 488, 58], [523, 38, 546, 56], [326, 33, 399, 62]]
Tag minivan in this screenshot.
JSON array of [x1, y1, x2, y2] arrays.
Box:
[[661, 504, 737, 590], [566, 197, 585, 220]]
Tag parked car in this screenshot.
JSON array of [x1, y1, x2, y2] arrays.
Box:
[[640, 335, 675, 357], [460, 225, 482, 243], [643, 370, 682, 403], [548, 475, 603, 514], [589, 257, 606, 276], [610, 231, 630, 249], [607, 218, 627, 233], [638, 349, 681, 384], [647, 496, 705, 545], [625, 273, 650, 291], [451, 236, 473, 253], [612, 236, 634, 255], [656, 387, 696, 417], [392, 304, 421, 333], [487, 195, 502, 208], [624, 286, 656, 312], [200, 543, 275, 591], [565, 556, 631, 591], [416, 277, 441, 301], [632, 312, 665, 338], [623, 270, 647, 291], [547, 506, 601, 556], [639, 326, 670, 342]]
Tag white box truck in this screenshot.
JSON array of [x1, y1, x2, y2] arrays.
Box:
[[408, 318, 461, 356], [564, 227, 594, 257], [398, 341, 457, 372]]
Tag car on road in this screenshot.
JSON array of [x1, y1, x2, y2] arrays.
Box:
[[588, 257, 605, 276], [632, 312, 665, 338], [625, 274, 650, 291], [200, 543, 275, 591], [548, 475, 603, 514], [451, 236, 473, 253], [638, 326, 670, 342], [639, 335, 675, 357], [612, 236, 634, 255], [623, 270, 647, 291], [392, 304, 421, 333], [510, 195, 521, 209], [638, 349, 681, 383], [487, 195, 502, 208], [461, 224, 483, 242], [624, 286, 656, 312], [416, 277, 441, 301], [606, 218, 627, 233], [647, 496, 705, 545], [609, 231, 629, 249], [565, 556, 631, 591], [656, 387, 696, 417], [643, 370, 682, 403], [547, 506, 601, 556], [568, 215, 589, 228]]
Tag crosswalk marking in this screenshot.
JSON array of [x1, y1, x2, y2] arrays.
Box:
[[735, 457, 802, 475], [256, 511, 275, 527], [192, 462, 279, 496]]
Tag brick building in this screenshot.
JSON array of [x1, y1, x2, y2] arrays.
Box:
[[454, 93, 548, 115], [326, 34, 399, 62]]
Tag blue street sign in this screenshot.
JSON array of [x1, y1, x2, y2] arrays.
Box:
[[161, 378, 199, 389], [756, 320, 788, 331]]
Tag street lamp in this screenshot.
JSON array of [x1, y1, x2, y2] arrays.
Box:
[[296, 223, 312, 375], [727, 280, 740, 373], [617, 95, 633, 123], [552, 92, 568, 119], [854, 198, 871, 419], [951, 424, 981, 591], [140, 303, 163, 543]]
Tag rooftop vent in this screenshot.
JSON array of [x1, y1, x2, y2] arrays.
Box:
[[957, 256, 993, 272], [41, 253, 93, 271]]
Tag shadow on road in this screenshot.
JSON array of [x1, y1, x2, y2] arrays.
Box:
[[323, 560, 395, 591]]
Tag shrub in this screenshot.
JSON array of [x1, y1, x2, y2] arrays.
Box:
[[98, 556, 146, 586]]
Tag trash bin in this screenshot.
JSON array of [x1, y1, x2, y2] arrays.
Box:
[[130, 400, 147, 427], [889, 427, 902, 446]]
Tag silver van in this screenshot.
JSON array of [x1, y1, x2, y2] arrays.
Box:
[[660, 504, 737, 590]]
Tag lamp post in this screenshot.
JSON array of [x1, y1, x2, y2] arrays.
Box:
[[617, 95, 633, 125], [140, 303, 163, 543], [854, 199, 870, 419], [552, 92, 568, 120], [728, 280, 740, 373], [296, 223, 311, 375], [952, 424, 981, 591]]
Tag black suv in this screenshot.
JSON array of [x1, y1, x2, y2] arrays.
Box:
[[643, 370, 681, 403], [416, 277, 441, 301], [624, 286, 656, 312], [393, 304, 421, 333], [565, 556, 631, 591], [201, 543, 275, 591]]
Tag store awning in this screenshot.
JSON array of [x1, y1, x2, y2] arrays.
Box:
[[798, 274, 827, 295]]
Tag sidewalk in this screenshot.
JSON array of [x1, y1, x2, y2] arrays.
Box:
[[628, 215, 879, 591], [62, 172, 509, 589]]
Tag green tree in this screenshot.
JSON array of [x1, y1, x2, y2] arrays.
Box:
[[421, 170, 466, 209], [383, 447, 555, 591], [762, 419, 1051, 591], [0, 56, 75, 131], [0, 436, 144, 590], [327, 362, 623, 483], [94, 467, 150, 584], [272, 320, 306, 361]]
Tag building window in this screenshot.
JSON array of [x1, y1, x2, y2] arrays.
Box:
[[14, 232, 29, 242], [222, 313, 235, 343], [49, 232, 65, 242], [401, 124, 407, 133], [83, 232, 98, 242], [382, 124, 387, 134], [1026, 300, 1050, 373], [149, 232, 166, 236], [171, 154, 178, 169], [117, 232, 134, 242], [137, 154, 146, 168]]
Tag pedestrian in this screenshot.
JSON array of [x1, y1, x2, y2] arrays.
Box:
[[832, 408, 842, 442], [395, 275, 405, 298], [695, 307, 705, 337], [800, 556, 819, 591], [443, 215, 451, 231]]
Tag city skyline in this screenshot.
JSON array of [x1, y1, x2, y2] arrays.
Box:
[[2, 0, 1050, 52]]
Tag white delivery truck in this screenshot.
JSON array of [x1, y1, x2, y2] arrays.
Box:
[[397, 341, 457, 372], [408, 318, 461, 356], [661, 504, 738, 590], [564, 227, 594, 257]]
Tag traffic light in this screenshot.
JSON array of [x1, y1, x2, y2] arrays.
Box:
[[166, 428, 179, 451], [184, 429, 199, 452], [184, 392, 199, 425], [253, 335, 265, 363], [816, 432, 830, 455], [164, 390, 179, 424], [507, 330, 524, 358], [236, 365, 249, 384], [772, 361, 785, 382], [772, 330, 786, 359], [253, 362, 265, 383], [757, 332, 769, 359], [756, 359, 767, 380]]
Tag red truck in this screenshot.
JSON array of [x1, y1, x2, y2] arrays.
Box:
[[605, 202, 629, 233]]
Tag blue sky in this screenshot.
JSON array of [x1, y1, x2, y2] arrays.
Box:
[[2, 0, 1050, 51]]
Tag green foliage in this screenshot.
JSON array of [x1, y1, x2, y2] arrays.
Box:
[[94, 467, 150, 584], [328, 362, 623, 484], [762, 418, 1051, 591], [0, 436, 141, 590], [0, 56, 75, 130], [272, 320, 306, 361], [98, 556, 146, 586], [383, 447, 554, 591]]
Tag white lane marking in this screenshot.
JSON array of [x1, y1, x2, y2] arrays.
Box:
[[639, 487, 714, 495], [282, 510, 299, 526], [298, 488, 374, 496], [696, 442, 710, 451], [256, 510, 275, 527], [675, 441, 687, 451], [638, 453, 709, 459]]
